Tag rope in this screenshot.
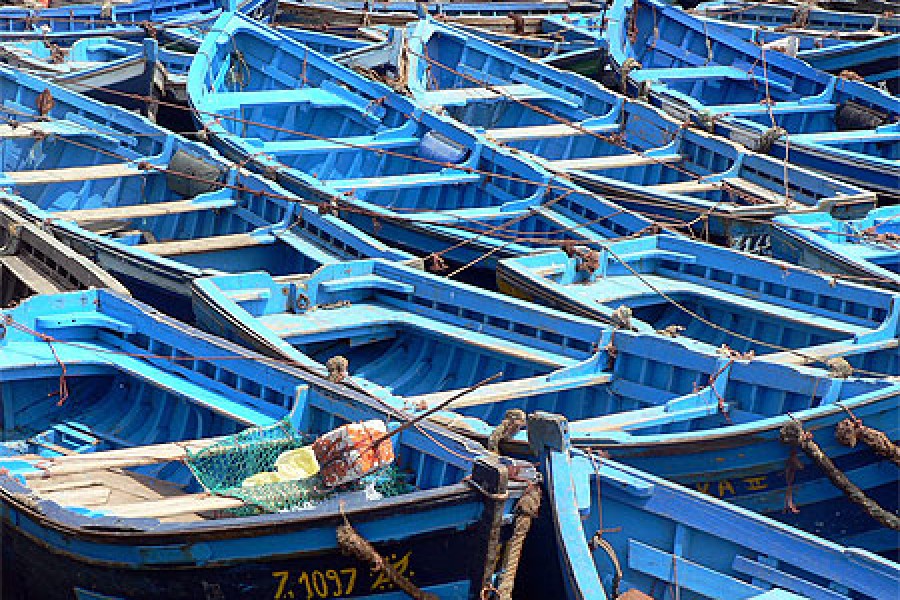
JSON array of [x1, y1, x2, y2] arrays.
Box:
[[486, 409, 526, 453], [589, 533, 624, 598], [493, 482, 541, 600], [337, 517, 438, 600], [779, 419, 900, 530], [325, 355, 349, 383], [834, 410, 900, 467]]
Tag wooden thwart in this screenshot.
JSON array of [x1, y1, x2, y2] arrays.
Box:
[[27, 437, 222, 479], [487, 123, 585, 142], [648, 180, 721, 193], [52, 198, 235, 224], [0, 123, 49, 139], [0, 256, 60, 295], [139, 232, 268, 257], [5, 163, 142, 185], [107, 493, 245, 519], [549, 153, 682, 171]]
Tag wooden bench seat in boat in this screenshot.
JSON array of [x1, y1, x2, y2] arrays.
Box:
[[547, 152, 682, 172], [722, 177, 787, 204], [258, 303, 578, 369], [51, 197, 237, 224], [0, 121, 95, 138], [1, 163, 143, 186], [692, 101, 837, 118], [0, 256, 60, 295], [626, 540, 805, 600], [631, 64, 793, 93], [256, 134, 421, 156], [329, 170, 482, 191], [418, 83, 566, 107], [406, 371, 612, 410], [18, 437, 243, 521], [138, 232, 274, 257], [765, 337, 900, 366], [584, 274, 874, 336], [209, 88, 349, 111], [486, 121, 621, 142], [645, 179, 722, 194]]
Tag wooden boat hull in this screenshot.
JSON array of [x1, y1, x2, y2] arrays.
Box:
[[0, 203, 127, 308], [801, 35, 900, 95], [590, 393, 900, 553], [527, 412, 900, 600], [1, 482, 496, 600], [276, 0, 584, 34], [0, 0, 276, 43], [0, 289, 531, 599], [601, 0, 900, 201]]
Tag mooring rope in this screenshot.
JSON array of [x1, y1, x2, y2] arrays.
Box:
[[779, 419, 900, 530]]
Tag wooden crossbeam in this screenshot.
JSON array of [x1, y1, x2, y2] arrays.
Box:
[[25, 437, 222, 479], [107, 493, 244, 519], [139, 233, 267, 257], [52, 198, 236, 224], [549, 153, 682, 171], [4, 163, 142, 185]]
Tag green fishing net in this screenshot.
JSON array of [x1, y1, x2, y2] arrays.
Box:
[[185, 420, 414, 516]]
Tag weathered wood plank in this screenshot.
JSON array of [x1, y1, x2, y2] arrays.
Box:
[[550, 153, 682, 171], [139, 233, 267, 257], [5, 163, 142, 185], [52, 198, 235, 224], [26, 437, 222, 478], [108, 493, 244, 519]]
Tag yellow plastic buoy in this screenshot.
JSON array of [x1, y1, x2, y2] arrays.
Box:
[[275, 446, 320, 481], [242, 471, 282, 488]]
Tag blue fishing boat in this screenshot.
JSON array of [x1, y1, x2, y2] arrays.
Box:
[[348, 17, 876, 240], [0, 289, 536, 599], [0, 0, 275, 43], [0, 37, 166, 119], [694, 1, 900, 36], [189, 11, 653, 273], [0, 202, 128, 307], [355, 320, 898, 552], [771, 206, 900, 290], [689, 3, 900, 94], [496, 234, 900, 357], [0, 64, 410, 321], [596, 0, 900, 200], [527, 412, 900, 600], [276, 0, 601, 35], [277, 25, 373, 55], [192, 257, 609, 399], [799, 36, 900, 96]]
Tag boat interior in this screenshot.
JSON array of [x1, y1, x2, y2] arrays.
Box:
[[193, 259, 603, 399], [196, 19, 555, 215], [500, 235, 900, 356], [418, 330, 893, 440], [0, 290, 474, 523]]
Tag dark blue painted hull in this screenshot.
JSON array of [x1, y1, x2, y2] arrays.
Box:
[[596, 396, 900, 553], [1, 484, 493, 600]]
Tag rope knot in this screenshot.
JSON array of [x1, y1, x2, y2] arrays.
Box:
[[779, 420, 805, 446], [487, 409, 526, 453], [657, 324, 685, 338], [826, 357, 853, 379], [610, 305, 635, 331], [834, 418, 860, 448], [326, 355, 349, 383]]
